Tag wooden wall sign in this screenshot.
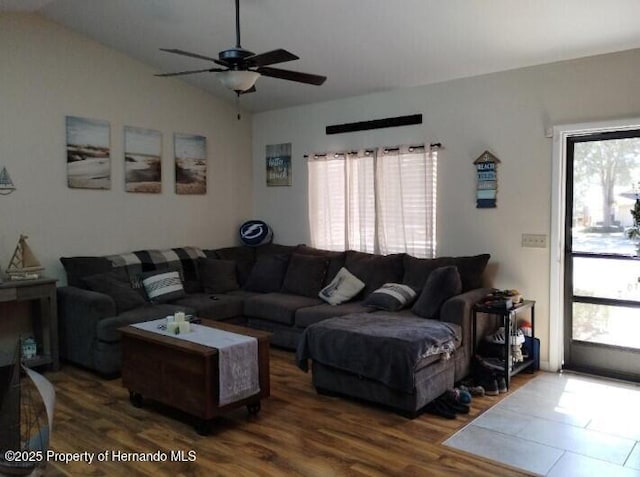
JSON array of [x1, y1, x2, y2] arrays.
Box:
[[474, 150, 500, 208]]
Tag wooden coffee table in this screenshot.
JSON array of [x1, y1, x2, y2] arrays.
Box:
[[120, 319, 270, 434]]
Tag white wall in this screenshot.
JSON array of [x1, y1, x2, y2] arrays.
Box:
[[252, 48, 640, 364], [0, 13, 253, 283]]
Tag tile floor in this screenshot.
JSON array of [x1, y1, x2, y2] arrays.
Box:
[[444, 372, 640, 476]]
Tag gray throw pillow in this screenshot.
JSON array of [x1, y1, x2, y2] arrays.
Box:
[[243, 254, 290, 293], [82, 268, 147, 314], [281, 253, 329, 298], [411, 266, 462, 319], [198, 257, 239, 293], [363, 283, 417, 311], [141, 270, 186, 303]]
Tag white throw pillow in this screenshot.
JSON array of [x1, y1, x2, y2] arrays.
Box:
[[142, 270, 185, 303], [318, 267, 365, 306]]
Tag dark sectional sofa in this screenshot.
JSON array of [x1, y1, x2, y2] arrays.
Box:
[[57, 243, 491, 414]]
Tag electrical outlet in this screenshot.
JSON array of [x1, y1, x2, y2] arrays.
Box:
[[522, 233, 547, 248]]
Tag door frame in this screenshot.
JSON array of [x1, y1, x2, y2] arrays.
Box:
[[549, 117, 640, 372]]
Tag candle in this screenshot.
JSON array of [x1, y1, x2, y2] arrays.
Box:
[[178, 321, 190, 333], [174, 312, 185, 322], [167, 322, 179, 334]]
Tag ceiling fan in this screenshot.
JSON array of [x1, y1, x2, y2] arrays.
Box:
[[155, 0, 327, 95]]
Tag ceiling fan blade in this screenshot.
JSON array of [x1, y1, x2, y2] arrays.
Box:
[[246, 49, 299, 67], [239, 85, 256, 95], [154, 67, 226, 77], [159, 48, 229, 67], [257, 67, 327, 85]]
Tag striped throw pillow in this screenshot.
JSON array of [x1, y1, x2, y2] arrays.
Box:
[[363, 283, 417, 311], [141, 270, 186, 303]]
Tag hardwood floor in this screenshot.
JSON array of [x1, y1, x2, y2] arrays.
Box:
[[44, 349, 536, 476]]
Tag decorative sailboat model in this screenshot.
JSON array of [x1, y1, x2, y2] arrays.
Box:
[[0, 167, 16, 195], [0, 344, 55, 476], [6, 236, 44, 281]]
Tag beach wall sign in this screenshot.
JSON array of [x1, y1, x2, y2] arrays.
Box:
[[474, 150, 500, 208]]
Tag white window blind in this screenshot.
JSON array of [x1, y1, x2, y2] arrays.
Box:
[[308, 145, 437, 257]]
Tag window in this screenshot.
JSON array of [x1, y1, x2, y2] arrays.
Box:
[[308, 145, 437, 257]]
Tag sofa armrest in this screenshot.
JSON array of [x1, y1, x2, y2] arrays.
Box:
[[57, 286, 116, 368], [440, 288, 491, 329]]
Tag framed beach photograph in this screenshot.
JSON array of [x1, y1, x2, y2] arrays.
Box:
[[66, 116, 111, 189], [174, 133, 207, 195], [266, 143, 292, 186], [124, 126, 162, 193]]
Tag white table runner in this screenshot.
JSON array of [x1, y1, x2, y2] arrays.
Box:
[[132, 319, 260, 406]]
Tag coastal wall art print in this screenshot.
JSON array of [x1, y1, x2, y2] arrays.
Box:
[[124, 126, 162, 193], [174, 133, 206, 195], [266, 143, 292, 186], [66, 116, 111, 189]]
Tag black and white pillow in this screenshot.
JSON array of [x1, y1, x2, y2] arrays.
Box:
[[318, 267, 365, 306], [142, 270, 186, 303], [363, 283, 417, 311]]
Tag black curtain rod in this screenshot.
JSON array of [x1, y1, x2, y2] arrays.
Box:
[[304, 143, 441, 159]]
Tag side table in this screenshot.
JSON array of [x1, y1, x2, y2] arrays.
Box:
[[472, 299, 535, 390], [0, 278, 58, 370]]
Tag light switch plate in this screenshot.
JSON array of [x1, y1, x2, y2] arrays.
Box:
[[522, 233, 547, 248]]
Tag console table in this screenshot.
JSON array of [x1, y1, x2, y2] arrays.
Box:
[[0, 278, 58, 370]]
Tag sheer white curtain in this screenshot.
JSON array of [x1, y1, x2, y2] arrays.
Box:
[[376, 146, 437, 258], [308, 150, 375, 251], [308, 145, 437, 257]]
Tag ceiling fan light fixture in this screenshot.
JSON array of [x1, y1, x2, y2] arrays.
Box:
[[217, 70, 260, 92]]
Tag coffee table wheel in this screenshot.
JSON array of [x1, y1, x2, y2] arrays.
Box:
[[129, 391, 143, 408], [247, 401, 261, 416], [195, 419, 212, 436]]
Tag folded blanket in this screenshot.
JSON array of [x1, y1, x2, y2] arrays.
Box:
[[296, 313, 460, 393]]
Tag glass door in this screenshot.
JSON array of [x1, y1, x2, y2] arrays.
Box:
[[564, 130, 640, 381]]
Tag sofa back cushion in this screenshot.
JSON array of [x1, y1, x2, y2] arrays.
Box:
[[60, 256, 114, 288], [344, 250, 404, 297], [82, 268, 147, 314], [207, 246, 256, 287], [403, 253, 490, 293], [198, 257, 239, 294], [281, 253, 329, 298], [294, 245, 346, 285], [244, 254, 290, 293], [411, 266, 462, 319]]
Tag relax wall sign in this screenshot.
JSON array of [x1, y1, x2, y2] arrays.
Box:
[[474, 150, 500, 208]]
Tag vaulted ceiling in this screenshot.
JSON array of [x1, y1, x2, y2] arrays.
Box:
[[4, 0, 640, 112]]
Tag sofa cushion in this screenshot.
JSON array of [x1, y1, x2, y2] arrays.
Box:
[[294, 301, 373, 329], [281, 253, 329, 298], [362, 283, 417, 312], [198, 257, 239, 293], [294, 245, 346, 285], [171, 293, 245, 321], [318, 267, 365, 305], [412, 266, 462, 319], [244, 254, 290, 293], [255, 243, 298, 259], [403, 254, 490, 293], [344, 250, 404, 296], [207, 246, 256, 287], [244, 293, 323, 325], [141, 270, 186, 303], [82, 269, 147, 314], [96, 303, 194, 342], [60, 256, 114, 288]]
